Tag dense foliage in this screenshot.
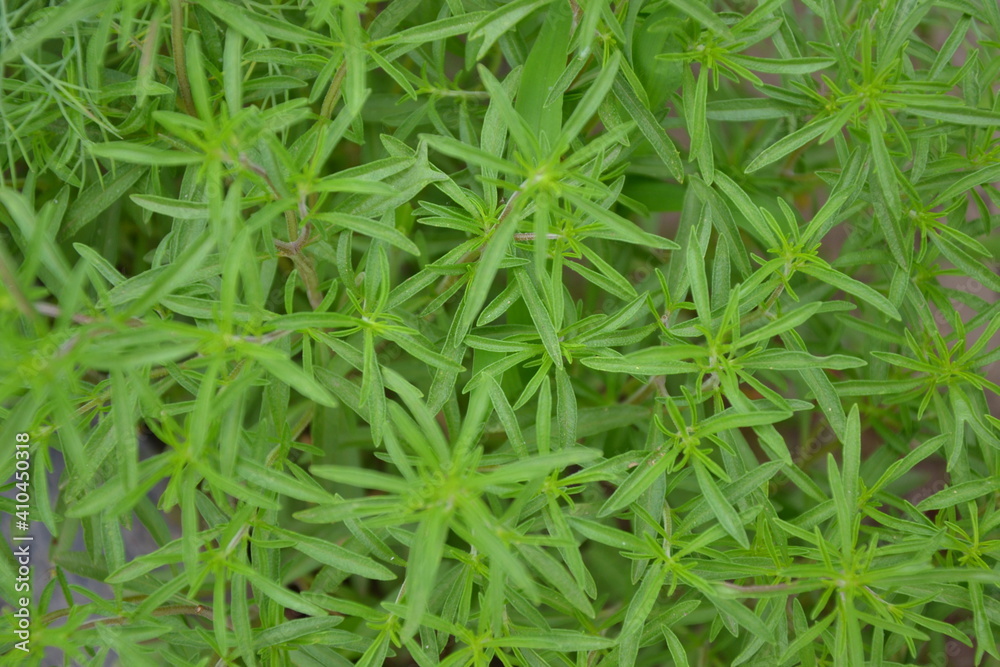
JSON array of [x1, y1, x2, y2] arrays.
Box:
[[2, 0, 1000, 665]]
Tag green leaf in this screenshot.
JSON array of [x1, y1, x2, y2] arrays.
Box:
[[662, 626, 690, 667], [310, 465, 408, 495], [916, 478, 1000, 511], [970, 581, 1000, 660], [728, 55, 835, 74], [580, 351, 701, 376], [932, 233, 1000, 293], [482, 446, 600, 485], [271, 527, 396, 580], [842, 404, 861, 535], [696, 409, 792, 437], [514, 269, 563, 369], [401, 507, 451, 638], [568, 192, 680, 250], [738, 302, 823, 348], [130, 194, 209, 220], [619, 561, 667, 667], [476, 64, 538, 172], [486, 629, 615, 651], [706, 98, 796, 122], [453, 210, 522, 345], [558, 50, 622, 149], [314, 213, 419, 256], [565, 516, 649, 553], [470, 0, 555, 60], [88, 142, 201, 166], [64, 165, 146, 237], [422, 134, 521, 175], [712, 171, 779, 248], [685, 226, 710, 320], [931, 162, 1000, 206], [745, 117, 835, 173], [694, 461, 749, 548], [361, 328, 387, 447], [869, 119, 900, 215], [668, 0, 732, 38], [385, 332, 465, 373], [488, 377, 528, 457], [119, 231, 216, 315], [265, 312, 362, 331], [74, 242, 126, 285], [223, 28, 243, 116], [599, 449, 676, 517], [229, 562, 327, 616], [611, 76, 685, 182], [740, 350, 866, 370], [380, 12, 489, 45], [252, 617, 352, 651], [799, 263, 901, 320], [905, 104, 1000, 127], [236, 460, 337, 505], [196, 462, 283, 510], [780, 330, 847, 439], [197, 0, 269, 45], [243, 345, 339, 408]]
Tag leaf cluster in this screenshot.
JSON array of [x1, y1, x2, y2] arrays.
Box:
[[1, 0, 1000, 666]]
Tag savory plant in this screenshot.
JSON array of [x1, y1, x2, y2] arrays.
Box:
[[1, 0, 999, 665]]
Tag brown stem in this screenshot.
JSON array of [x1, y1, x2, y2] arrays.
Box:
[[169, 0, 194, 116], [273, 223, 324, 308], [274, 222, 312, 256], [233, 153, 325, 309], [64, 604, 214, 632], [498, 189, 522, 222], [291, 254, 325, 309], [623, 374, 667, 406], [320, 62, 348, 120]]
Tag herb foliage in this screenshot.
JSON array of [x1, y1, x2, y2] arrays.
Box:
[[1, 0, 1000, 665]]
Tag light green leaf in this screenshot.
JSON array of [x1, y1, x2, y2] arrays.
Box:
[[314, 212, 420, 256], [916, 478, 1000, 511], [89, 142, 201, 166], [694, 460, 749, 548], [745, 117, 835, 173], [799, 263, 901, 320]]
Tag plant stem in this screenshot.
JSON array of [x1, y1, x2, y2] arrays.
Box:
[[320, 62, 348, 119], [236, 153, 324, 309], [51, 604, 214, 632], [169, 0, 194, 116]]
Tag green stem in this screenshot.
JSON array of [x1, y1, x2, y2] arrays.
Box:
[[169, 0, 194, 116]]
